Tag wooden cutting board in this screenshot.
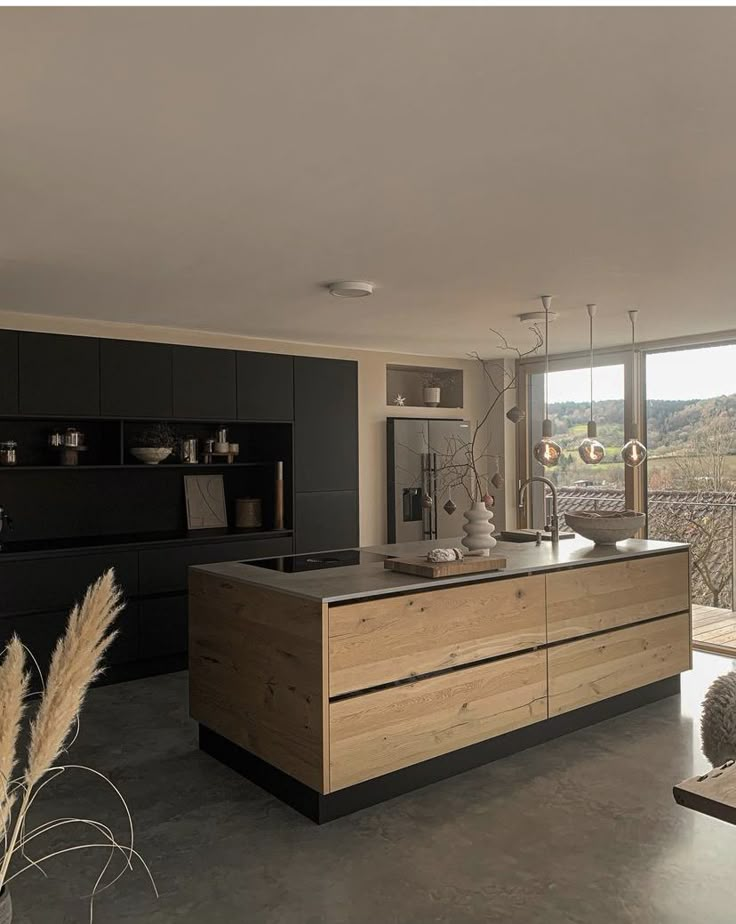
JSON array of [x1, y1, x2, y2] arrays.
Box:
[[384, 554, 507, 578]]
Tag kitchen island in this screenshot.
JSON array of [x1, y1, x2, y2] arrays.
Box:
[[189, 537, 691, 822]]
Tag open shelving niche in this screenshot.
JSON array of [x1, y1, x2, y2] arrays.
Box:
[[0, 416, 293, 547], [385, 365, 463, 409]]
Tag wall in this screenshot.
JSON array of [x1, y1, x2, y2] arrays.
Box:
[[0, 310, 511, 545]]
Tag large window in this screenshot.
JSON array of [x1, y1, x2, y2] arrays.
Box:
[[524, 359, 627, 529]]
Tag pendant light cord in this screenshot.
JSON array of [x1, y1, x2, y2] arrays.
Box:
[[629, 309, 638, 429], [545, 304, 549, 421], [589, 309, 594, 421]]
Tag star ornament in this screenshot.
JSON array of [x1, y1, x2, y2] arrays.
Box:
[[393, 394, 406, 407]]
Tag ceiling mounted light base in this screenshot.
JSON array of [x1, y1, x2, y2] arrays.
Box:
[[328, 280, 374, 298], [518, 310, 559, 324]]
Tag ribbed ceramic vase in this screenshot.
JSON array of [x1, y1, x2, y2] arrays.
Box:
[[0, 887, 12, 924], [461, 501, 497, 555]]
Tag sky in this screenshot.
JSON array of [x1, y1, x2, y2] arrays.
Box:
[[545, 344, 736, 403]]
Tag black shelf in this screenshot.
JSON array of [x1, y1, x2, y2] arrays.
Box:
[[0, 461, 278, 471]]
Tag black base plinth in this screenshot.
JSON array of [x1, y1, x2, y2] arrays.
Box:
[[199, 674, 680, 824]]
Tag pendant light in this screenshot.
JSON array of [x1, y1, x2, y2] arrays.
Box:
[[578, 304, 605, 465], [621, 309, 647, 467], [532, 295, 562, 468]]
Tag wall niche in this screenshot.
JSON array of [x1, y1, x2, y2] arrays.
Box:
[[385, 365, 463, 409]]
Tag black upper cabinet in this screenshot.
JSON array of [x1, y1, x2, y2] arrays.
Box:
[[237, 351, 293, 421], [172, 346, 236, 420], [0, 330, 19, 415], [294, 357, 358, 493], [294, 491, 359, 553], [19, 332, 100, 417], [100, 339, 173, 418]]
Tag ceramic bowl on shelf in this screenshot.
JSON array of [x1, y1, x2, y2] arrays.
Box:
[[130, 447, 172, 465], [565, 509, 646, 546]]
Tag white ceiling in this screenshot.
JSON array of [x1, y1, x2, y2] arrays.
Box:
[[2, 7, 736, 357]]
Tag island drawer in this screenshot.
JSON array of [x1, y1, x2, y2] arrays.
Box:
[[329, 648, 547, 791], [328, 575, 546, 697], [546, 551, 689, 642], [547, 611, 691, 716]]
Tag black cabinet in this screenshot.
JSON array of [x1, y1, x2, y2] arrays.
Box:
[[138, 536, 293, 595], [172, 346, 236, 420], [139, 595, 187, 660], [295, 491, 359, 553], [100, 339, 173, 418], [0, 550, 138, 618], [237, 351, 293, 421], [18, 332, 100, 417], [0, 330, 18, 415], [294, 357, 358, 493]]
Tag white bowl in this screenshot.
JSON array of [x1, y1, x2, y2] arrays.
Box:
[[130, 447, 172, 465], [565, 509, 646, 546]]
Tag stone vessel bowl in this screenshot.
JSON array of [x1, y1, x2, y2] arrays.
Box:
[[565, 509, 646, 546]]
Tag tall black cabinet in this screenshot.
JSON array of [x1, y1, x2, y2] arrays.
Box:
[[294, 357, 359, 553]]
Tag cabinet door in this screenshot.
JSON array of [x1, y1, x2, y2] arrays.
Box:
[[0, 330, 18, 415], [19, 332, 100, 416], [236, 351, 293, 421], [139, 595, 188, 659], [329, 649, 547, 791], [329, 575, 546, 696], [100, 339, 173, 418], [294, 357, 358, 493], [139, 537, 293, 595], [547, 612, 691, 716], [546, 552, 690, 642], [172, 346, 236, 419], [295, 491, 358, 554]]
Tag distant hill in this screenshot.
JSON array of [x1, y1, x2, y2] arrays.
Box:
[[549, 393, 736, 454]]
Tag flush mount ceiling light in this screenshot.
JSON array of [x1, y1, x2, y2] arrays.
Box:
[[531, 295, 562, 468], [578, 304, 606, 465], [327, 280, 374, 298]]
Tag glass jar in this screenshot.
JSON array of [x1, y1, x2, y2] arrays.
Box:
[[0, 441, 17, 466]]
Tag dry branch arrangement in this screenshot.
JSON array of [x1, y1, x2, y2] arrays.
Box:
[[0, 569, 156, 921]]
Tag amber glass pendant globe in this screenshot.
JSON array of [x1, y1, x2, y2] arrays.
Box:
[[622, 437, 647, 467], [578, 421, 605, 465], [534, 437, 562, 467], [534, 419, 562, 467]]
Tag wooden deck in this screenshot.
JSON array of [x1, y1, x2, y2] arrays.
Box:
[[693, 604, 736, 654]]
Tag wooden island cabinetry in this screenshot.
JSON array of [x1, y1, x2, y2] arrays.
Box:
[[189, 539, 691, 822]]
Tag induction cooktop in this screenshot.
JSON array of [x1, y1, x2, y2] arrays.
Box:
[[243, 549, 389, 573]]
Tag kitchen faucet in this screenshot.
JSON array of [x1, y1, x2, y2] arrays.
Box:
[[518, 477, 560, 545]]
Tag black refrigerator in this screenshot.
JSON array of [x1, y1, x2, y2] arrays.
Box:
[[386, 417, 471, 543]]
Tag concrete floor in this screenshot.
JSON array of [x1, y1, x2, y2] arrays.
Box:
[[9, 651, 736, 924]]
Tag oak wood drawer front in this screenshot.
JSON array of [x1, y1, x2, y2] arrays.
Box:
[[329, 649, 547, 791], [328, 575, 546, 697], [546, 552, 689, 642], [547, 611, 691, 717]]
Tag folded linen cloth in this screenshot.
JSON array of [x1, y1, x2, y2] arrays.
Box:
[[426, 547, 465, 562]]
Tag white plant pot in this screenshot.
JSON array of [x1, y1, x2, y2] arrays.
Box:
[[423, 386, 441, 407], [461, 500, 497, 555]]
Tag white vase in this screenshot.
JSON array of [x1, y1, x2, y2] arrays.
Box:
[[462, 500, 497, 555], [423, 386, 441, 407]]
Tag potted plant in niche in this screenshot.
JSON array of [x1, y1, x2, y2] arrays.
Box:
[[130, 422, 176, 465], [422, 374, 442, 408], [0, 570, 155, 921]]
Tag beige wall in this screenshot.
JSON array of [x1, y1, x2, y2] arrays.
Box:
[[0, 310, 513, 545]]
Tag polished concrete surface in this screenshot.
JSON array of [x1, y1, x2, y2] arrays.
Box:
[[10, 652, 736, 923]]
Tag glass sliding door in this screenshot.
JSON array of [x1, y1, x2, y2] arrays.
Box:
[[520, 355, 630, 530], [644, 343, 736, 653]]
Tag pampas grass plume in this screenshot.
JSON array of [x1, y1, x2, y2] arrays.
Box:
[[0, 637, 28, 829], [25, 569, 122, 788]]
